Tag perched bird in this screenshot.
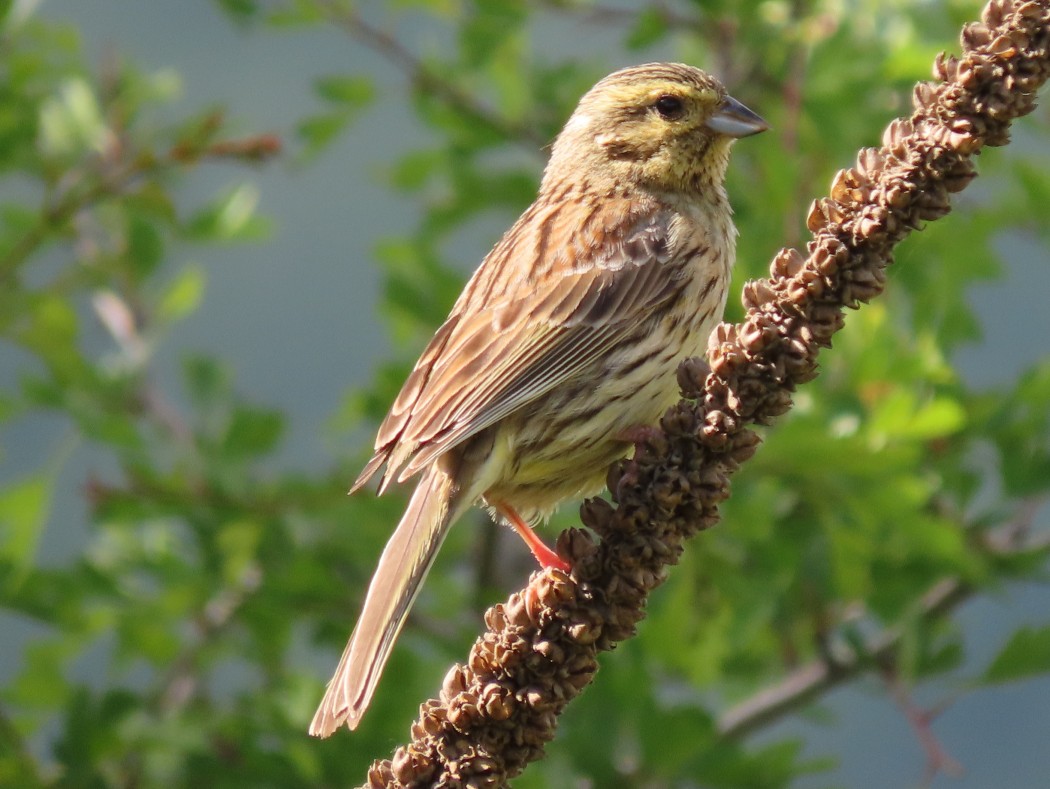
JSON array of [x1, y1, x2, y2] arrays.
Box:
[[310, 62, 767, 737]]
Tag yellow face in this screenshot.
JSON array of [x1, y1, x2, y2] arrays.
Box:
[[548, 63, 735, 196]]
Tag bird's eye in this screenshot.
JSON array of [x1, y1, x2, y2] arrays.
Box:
[[653, 94, 685, 120]]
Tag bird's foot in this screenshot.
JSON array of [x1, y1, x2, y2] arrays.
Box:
[[493, 500, 571, 574]]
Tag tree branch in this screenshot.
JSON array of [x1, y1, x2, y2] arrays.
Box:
[[0, 128, 279, 286], [314, 1, 546, 150], [718, 513, 1050, 741], [359, 2, 1050, 786], [720, 576, 968, 741]]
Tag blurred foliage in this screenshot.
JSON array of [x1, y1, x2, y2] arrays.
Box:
[[2, 1, 1049, 787]]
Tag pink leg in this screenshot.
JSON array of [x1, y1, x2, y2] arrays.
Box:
[[493, 501, 571, 573]]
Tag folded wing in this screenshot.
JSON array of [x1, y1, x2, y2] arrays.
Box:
[[352, 196, 690, 493]]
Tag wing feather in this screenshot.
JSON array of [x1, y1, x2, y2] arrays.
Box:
[[355, 195, 689, 490]]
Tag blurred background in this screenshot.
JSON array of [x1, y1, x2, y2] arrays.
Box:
[[2, 1, 1049, 786]]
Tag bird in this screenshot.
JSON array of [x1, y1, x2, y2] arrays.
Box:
[[310, 62, 767, 737]]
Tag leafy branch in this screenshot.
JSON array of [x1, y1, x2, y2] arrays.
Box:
[[0, 113, 278, 286], [718, 500, 1050, 741], [314, 0, 546, 150]]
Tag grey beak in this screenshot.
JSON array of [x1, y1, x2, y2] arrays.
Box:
[[705, 95, 768, 138]]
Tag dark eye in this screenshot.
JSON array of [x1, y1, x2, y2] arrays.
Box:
[[653, 94, 685, 120]]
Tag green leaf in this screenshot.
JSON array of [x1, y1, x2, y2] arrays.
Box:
[[626, 8, 669, 50], [126, 213, 165, 278], [221, 406, 284, 457], [870, 391, 967, 441], [1014, 157, 1050, 208], [6, 638, 72, 708], [80, 408, 144, 449], [38, 77, 107, 156], [183, 355, 230, 408], [314, 75, 375, 107], [157, 264, 206, 323], [985, 360, 1050, 497], [298, 76, 375, 157], [185, 183, 266, 241], [16, 294, 82, 376], [125, 181, 177, 223], [388, 150, 444, 192], [116, 609, 180, 664], [0, 202, 39, 256], [297, 112, 349, 156], [983, 626, 1050, 685], [216, 519, 262, 583], [215, 0, 260, 22], [459, 2, 525, 66], [0, 474, 51, 587], [0, 391, 18, 423], [266, 1, 326, 27]]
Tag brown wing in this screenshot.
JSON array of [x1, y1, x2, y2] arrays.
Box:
[[352, 194, 688, 493]]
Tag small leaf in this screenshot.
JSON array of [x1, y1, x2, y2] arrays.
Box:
[[117, 610, 180, 664], [0, 202, 38, 241], [38, 77, 107, 156], [314, 75, 375, 107], [183, 355, 229, 407], [626, 8, 668, 50], [6, 638, 72, 708], [126, 214, 165, 278], [983, 626, 1050, 684], [870, 390, 967, 440], [185, 183, 265, 241], [215, 0, 260, 22], [217, 519, 262, 583], [79, 409, 143, 449], [157, 264, 205, 323], [17, 294, 81, 373], [0, 392, 17, 423], [125, 182, 177, 223], [297, 112, 349, 155], [1014, 158, 1050, 208], [0, 474, 51, 587], [221, 406, 284, 457], [266, 2, 326, 27], [388, 150, 444, 191], [459, 3, 524, 65]]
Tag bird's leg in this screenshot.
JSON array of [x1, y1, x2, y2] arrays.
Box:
[[493, 501, 571, 573]]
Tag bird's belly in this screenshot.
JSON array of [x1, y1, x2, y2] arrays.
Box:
[[483, 309, 713, 519]]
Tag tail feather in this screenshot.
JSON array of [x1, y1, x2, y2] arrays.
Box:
[[310, 462, 462, 737], [348, 449, 388, 495]]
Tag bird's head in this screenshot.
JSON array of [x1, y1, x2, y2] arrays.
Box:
[[545, 62, 767, 196]]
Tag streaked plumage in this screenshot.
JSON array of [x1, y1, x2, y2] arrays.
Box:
[[311, 62, 767, 737]]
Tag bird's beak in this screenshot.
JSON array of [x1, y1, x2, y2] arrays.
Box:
[[705, 95, 769, 138]]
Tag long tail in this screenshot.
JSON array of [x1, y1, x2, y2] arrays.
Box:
[[309, 462, 462, 737]]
